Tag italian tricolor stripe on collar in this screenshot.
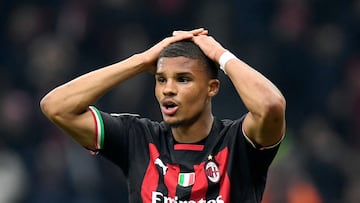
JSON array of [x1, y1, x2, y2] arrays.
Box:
[[89, 106, 104, 150]]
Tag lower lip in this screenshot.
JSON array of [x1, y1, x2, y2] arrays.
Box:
[[162, 106, 178, 115]]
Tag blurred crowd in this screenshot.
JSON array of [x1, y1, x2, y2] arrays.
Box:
[[0, 0, 359, 202]]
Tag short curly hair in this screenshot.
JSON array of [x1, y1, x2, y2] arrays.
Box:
[[158, 40, 219, 79]]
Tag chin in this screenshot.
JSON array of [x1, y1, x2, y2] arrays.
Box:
[[163, 118, 182, 128]]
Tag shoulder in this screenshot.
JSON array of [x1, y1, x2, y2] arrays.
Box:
[[103, 111, 156, 126], [106, 111, 170, 134], [218, 115, 246, 130], [217, 116, 280, 150]]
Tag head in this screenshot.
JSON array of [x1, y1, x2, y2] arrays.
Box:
[[158, 40, 219, 79], [155, 40, 220, 127]]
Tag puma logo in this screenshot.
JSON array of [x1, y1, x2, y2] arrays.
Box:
[[154, 158, 168, 175]]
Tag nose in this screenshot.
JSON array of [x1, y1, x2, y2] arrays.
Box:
[[163, 79, 177, 96]]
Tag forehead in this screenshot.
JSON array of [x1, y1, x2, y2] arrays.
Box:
[[156, 56, 207, 75]]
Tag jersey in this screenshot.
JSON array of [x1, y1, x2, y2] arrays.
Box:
[[89, 106, 280, 203]]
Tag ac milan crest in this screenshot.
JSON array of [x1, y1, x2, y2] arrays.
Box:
[[205, 159, 220, 183]]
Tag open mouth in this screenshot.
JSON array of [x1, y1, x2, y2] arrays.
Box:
[[162, 100, 179, 115], [164, 102, 177, 109]]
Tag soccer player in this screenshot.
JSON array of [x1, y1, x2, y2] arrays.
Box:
[[40, 28, 286, 202]]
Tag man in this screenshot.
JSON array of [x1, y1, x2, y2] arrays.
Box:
[[40, 28, 286, 202]]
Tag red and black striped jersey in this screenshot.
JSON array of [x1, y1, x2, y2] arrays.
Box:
[[89, 106, 280, 203]]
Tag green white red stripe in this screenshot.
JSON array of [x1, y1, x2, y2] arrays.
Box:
[[89, 106, 104, 150], [178, 172, 195, 187]]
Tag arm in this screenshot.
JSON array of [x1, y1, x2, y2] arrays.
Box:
[[40, 29, 206, 150], [192, 34, 286, 147]]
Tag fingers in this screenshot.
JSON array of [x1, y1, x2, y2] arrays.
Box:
[[170, 31, 193, 40], [192, 35, 226, 62], [142, 28, 210, 70], [189, 28, 208, 35], [193, 28, 208, 35], [170, 29, 224, 61], [172, 28, 208, 37]]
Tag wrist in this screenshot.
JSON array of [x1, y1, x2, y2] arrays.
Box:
[[218, 51, 237, 74], [132, 53, 154, 72]]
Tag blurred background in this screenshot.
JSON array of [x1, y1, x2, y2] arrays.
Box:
[[0, 0, 359, 202]]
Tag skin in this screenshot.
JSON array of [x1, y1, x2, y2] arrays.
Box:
[[40, 28, 286, 151], [191, 34, 286, 147], [155, 56, 219, 143]]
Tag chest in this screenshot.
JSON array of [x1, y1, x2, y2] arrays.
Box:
[[136, 141, 232, 203]]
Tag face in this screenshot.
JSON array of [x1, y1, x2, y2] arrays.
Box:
[[155, 56, 219, 127]]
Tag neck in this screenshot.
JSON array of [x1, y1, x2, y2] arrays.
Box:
[[171, 114, 214, 143]]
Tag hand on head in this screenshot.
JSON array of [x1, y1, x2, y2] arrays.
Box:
[[171, 28, 227, 66], [172, 28, 208, 37], [142, 28, 225, 73], [141, 28, 207, 73], [172, 28, 226, 63]]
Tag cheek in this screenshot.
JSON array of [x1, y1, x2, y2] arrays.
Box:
[[183, 88, 208, 106], [154, 86, 161, 101], [154, 85, 160, 97]]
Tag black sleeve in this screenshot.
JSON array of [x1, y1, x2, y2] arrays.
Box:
[[225, 117, 280, 175], [240, 119, 280, 198], [235, 116, 281, 175], [222, 117, 280, 200], [245, 141, 280, 177], [98, 112, 146, 176]]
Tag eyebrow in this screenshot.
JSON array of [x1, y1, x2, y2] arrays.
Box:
[[155, 72, 193, 77]]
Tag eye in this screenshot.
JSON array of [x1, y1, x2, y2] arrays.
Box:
[[156, 76, 166, 84], [178, 76, 190, 83]]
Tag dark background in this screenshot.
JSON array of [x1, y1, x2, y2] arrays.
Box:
[[0, 0, 359, 202]]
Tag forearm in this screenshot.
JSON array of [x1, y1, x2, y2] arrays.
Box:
[[192, 34, 285, 119], [224, 56, 286, 146], [190, 33, 285, 146], [225, 58, 285, 120], [40, 53, 146, 119]]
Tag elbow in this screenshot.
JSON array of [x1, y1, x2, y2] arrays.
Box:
[[268, 95, 286, 120], [40, 90, 86, 123], [40, 93, 62, 120], [263, 94, 286, 121], [272, 94, 286, 112], [40, 94, 54, 118]]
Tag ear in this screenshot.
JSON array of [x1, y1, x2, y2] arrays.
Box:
[[208, 79, 220, 97]]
